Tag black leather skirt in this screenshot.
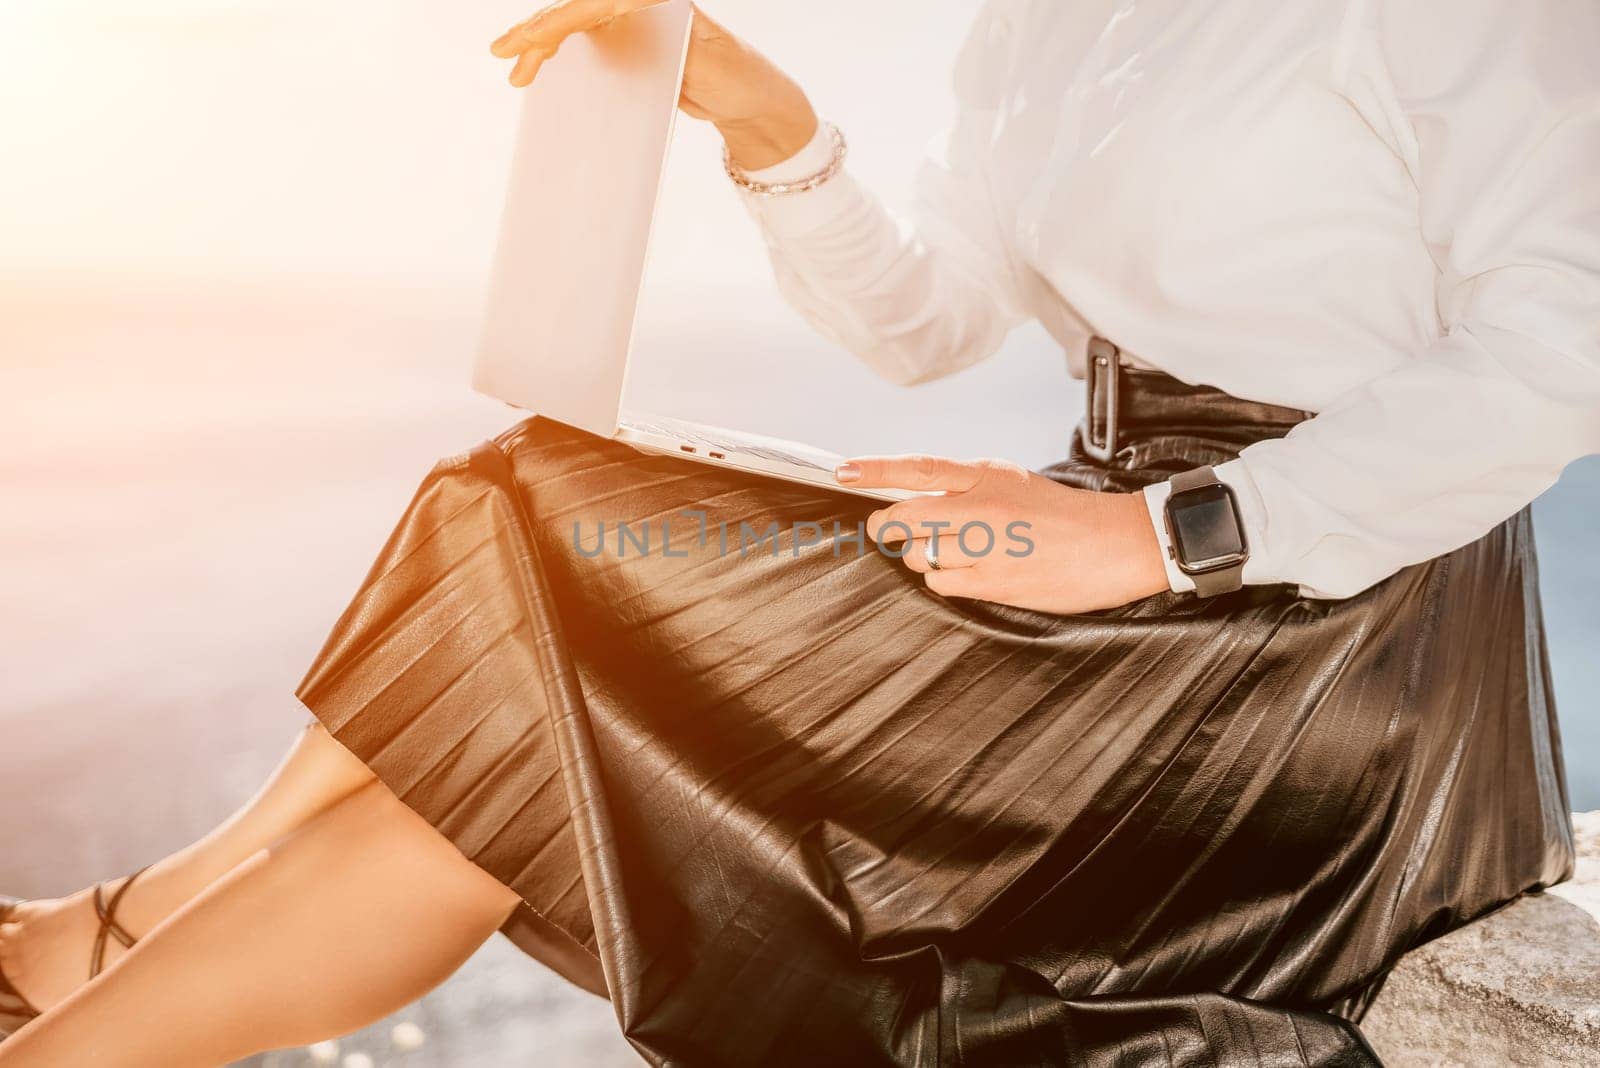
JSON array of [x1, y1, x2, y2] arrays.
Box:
[[297, 368, 1574, 1067]]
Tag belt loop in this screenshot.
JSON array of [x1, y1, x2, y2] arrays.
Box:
[[1081, 336, 1121, 463]]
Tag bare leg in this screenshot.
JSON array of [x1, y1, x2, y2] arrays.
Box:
[[1, 720, 373, 1011], [0, 778, 521, 1068]]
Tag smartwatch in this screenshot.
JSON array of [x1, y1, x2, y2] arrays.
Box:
[[1162, 466, 1249, 596]]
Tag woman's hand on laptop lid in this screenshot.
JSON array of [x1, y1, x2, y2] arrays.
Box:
[[491, 1, 818, 170]]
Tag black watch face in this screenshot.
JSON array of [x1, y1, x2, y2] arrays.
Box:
[[1168, 484, 1247, 571]]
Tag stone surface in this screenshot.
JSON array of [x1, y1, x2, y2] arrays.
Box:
[[1363, 812, 1600, 1067]]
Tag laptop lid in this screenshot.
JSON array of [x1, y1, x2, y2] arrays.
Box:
[[473, 0, 693, 436]]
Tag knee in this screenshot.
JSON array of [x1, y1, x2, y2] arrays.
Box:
[[299, 780, 521, 920], [331, 777, 402, 829], [293, 718, 376, 794]]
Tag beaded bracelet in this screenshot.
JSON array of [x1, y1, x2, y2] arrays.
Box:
[[723, 122, 847, 197]]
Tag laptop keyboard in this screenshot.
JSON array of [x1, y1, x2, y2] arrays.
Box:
[[620, 416, 834, 472]]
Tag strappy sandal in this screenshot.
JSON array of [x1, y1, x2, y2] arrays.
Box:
[[0, 868, 148, 1041]]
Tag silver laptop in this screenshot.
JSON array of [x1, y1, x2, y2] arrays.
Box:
[[473, 0, 911, 502]]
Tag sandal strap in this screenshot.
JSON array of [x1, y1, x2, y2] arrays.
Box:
[[89, 867, 148, 980]]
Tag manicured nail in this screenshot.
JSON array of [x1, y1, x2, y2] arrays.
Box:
[[834, 462, 861, 483]]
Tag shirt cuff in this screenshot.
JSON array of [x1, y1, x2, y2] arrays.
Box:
[[1141, 480, 1196, 594], [732, 121, 861, 239], [739, 120, 837, 183]]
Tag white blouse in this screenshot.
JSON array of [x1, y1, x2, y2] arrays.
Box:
[[737, 0, 1600, 599]]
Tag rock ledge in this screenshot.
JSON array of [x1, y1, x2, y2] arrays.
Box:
[[1362, 812, 1600, 1066]]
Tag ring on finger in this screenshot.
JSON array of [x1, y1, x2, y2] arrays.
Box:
[[926, 533, 943, 571]]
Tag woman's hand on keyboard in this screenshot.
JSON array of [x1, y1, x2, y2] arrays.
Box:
[[839, 456, 1173, 614], [491, 1, 818, 170]]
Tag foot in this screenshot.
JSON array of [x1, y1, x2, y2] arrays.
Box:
[[0, 876, 141, 1015]]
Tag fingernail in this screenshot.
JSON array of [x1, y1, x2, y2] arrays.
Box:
[[834, 462, 861, 483]]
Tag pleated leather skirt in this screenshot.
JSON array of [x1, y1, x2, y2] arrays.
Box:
[[296, 368, 1574, 1067]]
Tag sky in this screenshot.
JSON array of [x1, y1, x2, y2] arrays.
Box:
[[0, 1, 975, 287], [0, 0, 1073, 461]]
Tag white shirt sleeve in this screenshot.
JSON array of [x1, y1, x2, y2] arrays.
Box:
[[1179, 0, 1600, 599], [740, 1, 1600, 602], [734, 8, 1030, 386]]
